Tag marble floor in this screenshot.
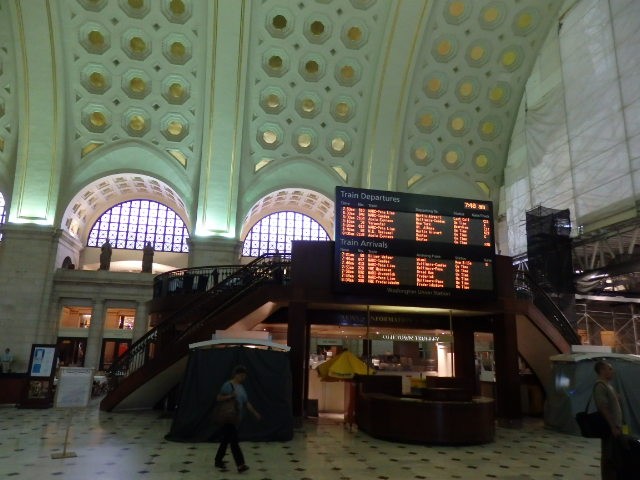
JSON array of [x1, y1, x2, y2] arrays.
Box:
[[0, 401, 600, 480]]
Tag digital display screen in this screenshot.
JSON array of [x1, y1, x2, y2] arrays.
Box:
[[334, 187, 495, 298]]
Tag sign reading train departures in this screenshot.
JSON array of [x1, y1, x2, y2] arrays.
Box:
[[334, 187, 495, 299]]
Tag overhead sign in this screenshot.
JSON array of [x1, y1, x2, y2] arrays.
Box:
[[334, 187, 495, 299]]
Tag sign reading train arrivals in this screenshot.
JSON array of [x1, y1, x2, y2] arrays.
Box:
[[334, 187, 495, 298]]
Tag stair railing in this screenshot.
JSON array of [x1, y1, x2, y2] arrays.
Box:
[[106, 253, 290, 390], [514, 270, 581, 345]]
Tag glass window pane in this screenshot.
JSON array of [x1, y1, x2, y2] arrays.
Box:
[[86, 199, 190, 252], [241, 211, 330, 257]]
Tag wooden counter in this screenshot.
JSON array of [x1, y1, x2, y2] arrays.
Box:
[[356, 393, 494, 445], [0, 374, 26, 404]]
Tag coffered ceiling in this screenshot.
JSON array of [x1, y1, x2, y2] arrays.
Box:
[[0, 0, 563, 238]]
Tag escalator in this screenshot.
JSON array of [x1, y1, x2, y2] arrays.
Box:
[[100, 254, 289, 411], [513, 271, 580, 396]]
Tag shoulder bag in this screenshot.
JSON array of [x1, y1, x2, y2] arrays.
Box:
[[212, 382, 238, 425], [575, 384, 610, 438]]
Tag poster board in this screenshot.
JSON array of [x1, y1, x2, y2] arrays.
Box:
[[54, 367, 94, 408], [28, 344, 57, 377], [19, 344, 58, 408]]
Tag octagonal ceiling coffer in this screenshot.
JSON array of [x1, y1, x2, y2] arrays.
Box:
[[81, 64, 112, 94], [81, 104, 112, 133], [119, 0, 150, 19], [415, 108, 439, 133], [162, 33, 192, 64], [299, 54, 326, 82], [266, 7, 294, 38], [161, 113, 189, 141], [411, 141, 434, 166], [80, 22, 110, 54], [257, 122, 283, 149], [123, 108, 151, 137], [327, 131, 351, 157], [122, 69, 151, 99], [423, 72, 448, 98], [162, 75, 191, 104], [77, 0, 108, 11], [341, 20, 369, 49], [304, 14, 331, 44], [122, 28, 151, 60], [335, 58, 362, 86], [294, 127, 318, 153], [295, 91, 322, 118], [162, 0, 192, 23], [263, 48, 290, 77]]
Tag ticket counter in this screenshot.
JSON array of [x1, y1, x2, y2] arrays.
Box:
[[355, 375, 494, 445]]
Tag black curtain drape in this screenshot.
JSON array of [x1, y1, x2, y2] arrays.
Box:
[[165, 346, 293, 442]]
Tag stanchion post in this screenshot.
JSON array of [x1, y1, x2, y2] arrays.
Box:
[[51, 410, 77, 459]]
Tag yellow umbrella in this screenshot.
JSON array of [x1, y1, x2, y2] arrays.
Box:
[[316, 350, 373, 380]]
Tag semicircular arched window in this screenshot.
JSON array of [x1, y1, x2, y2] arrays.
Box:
[[0, 192, 6, 241], [87, 199, 190, 253], [242, 211, 330, 257]]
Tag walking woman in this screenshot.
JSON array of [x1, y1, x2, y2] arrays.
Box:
[[214, 365, 261, 473]]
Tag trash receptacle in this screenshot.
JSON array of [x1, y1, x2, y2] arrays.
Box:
[[306, 399, 319, 417]]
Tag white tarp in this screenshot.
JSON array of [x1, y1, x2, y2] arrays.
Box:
[[545, 353, 640, 436]]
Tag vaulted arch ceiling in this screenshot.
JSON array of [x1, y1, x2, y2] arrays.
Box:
[[2, 0, 561, 235]]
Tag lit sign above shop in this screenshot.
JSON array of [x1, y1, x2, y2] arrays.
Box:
[[373, 333, 453, 343]]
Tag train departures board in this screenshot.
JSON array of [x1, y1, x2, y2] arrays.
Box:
[[334, 187, 495, 299]]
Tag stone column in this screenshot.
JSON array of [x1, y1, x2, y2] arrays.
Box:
[[287, 302, 309, 421], [194, 0, 245, 238], [493, 312, 522, 426], [452, 318, 476, 382], [0, 224, 60, 372], [132, 301, 150, 343], [84, 299, 106, 370]]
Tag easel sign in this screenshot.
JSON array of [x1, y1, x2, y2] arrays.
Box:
[[51, 367, 94, 459], [54, 367, 93, 409], [19, 344, 58, 409]]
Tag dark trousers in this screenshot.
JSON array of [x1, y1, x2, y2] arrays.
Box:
[[215, 423, 245, 467]]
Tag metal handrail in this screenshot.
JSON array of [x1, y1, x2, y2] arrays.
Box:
[[152, 265, 244, 298], [105, 253, 290, 390], [514, 270, 581, 345]]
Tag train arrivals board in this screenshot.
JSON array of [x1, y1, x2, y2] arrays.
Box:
[[334, 187, 495, 299]]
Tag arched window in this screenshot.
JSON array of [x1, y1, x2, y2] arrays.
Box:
[[87, 199, 189, 253], [242, 211, 330, 257], [0, 192, 6, 241]]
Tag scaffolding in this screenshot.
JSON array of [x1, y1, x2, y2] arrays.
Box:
[[575, 302, 640, 354]]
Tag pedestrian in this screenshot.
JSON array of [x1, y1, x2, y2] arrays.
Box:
[[1, 347, 13, 373], [593, 360, 624, 480], [214, 365, 261, 473]]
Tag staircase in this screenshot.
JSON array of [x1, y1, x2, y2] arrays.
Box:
[[512, 270, 580, 393], [100, 253, 290, 411]]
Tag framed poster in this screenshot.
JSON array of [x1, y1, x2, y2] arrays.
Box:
[[19, 344, 58, 409], [28, 344, 57, 378]]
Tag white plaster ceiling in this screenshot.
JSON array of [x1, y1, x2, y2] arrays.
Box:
[[0, 0, 563, 240]]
